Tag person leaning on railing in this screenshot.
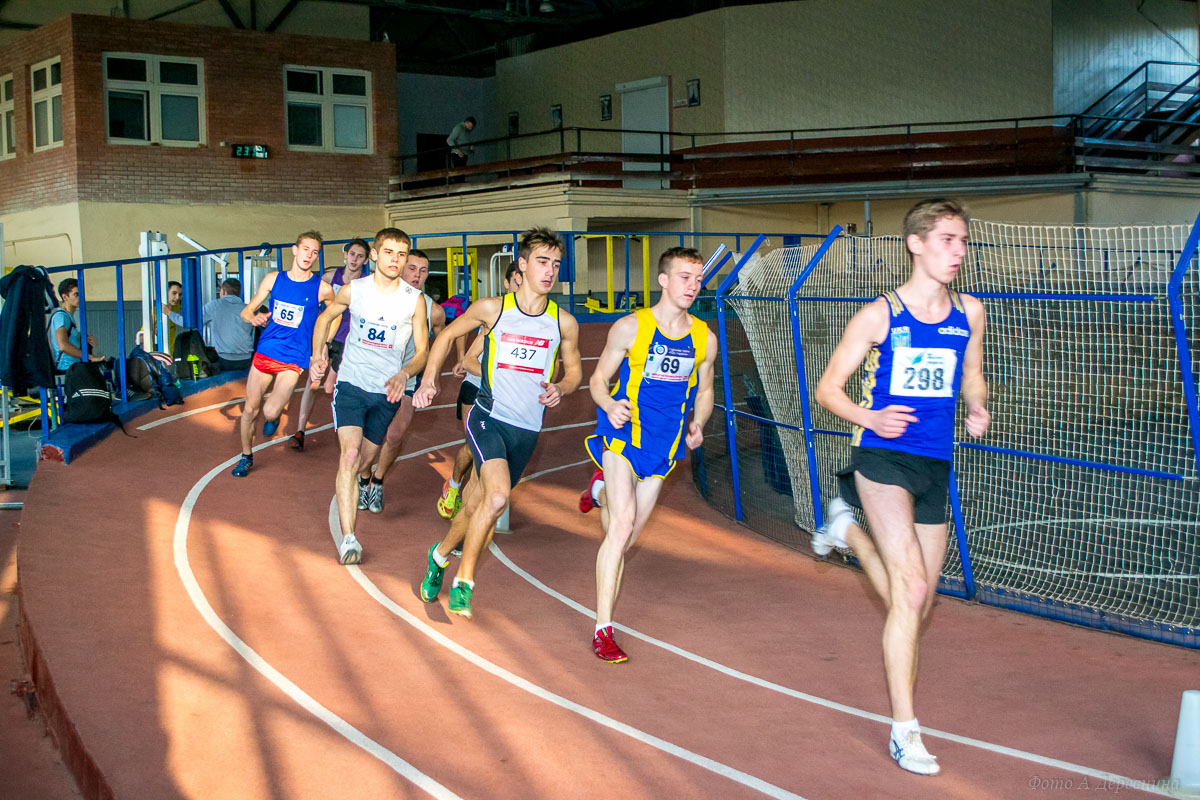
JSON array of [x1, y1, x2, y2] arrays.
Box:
[[202, 277, 255, 371]]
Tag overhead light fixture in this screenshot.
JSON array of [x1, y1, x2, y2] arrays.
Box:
[[539, 1, 554, 12]]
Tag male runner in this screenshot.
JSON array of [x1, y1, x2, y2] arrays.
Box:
[[413, 228, 582, 619], [812, 198, 989, 776], [309, 228, 427, 564], [435, 260, 523, 520], [359, 249, 446, 512], [582, 247, 717, 663], [290, 238, 370, 451], [232, 231, 335, 477]]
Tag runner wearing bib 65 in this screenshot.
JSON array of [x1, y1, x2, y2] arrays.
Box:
[[309, 227, 427, 565], [412, 227, 583, 620], [581, 247, 717, 664], [813, 198, 990, 777], [232, 230, 336, 478]]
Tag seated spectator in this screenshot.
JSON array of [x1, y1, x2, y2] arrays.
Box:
[[49, 277, 106, 371], [202, 278, 255, 371], [137, 280, 183, 353]]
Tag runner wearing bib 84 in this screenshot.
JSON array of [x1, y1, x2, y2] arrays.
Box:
[[813, 199, 990, 778], [412, 228, 583, 620], [582, 247, 718, 664]]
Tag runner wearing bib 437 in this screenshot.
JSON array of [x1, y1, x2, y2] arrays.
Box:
[[231, 230, 336, 478], [309, 227, 427, 566], [813, 199, 990, 777], [413, 227, 583, 620], [582, 247, 718, 663]]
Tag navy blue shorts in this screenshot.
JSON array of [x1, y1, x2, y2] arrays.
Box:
[[332, 381, 401, 446], [464, 406, 538, 488], [585, 434, 676, 482], [837, 446, 950, 525]]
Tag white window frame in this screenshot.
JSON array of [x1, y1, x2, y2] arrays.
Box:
[[30, 56, 62, 152], [0, 74, 14, 160], [103, 52, 206, 147], [283, 65, 373, 154]]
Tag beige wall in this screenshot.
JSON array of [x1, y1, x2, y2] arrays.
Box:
[[1, 202, 83, 271]]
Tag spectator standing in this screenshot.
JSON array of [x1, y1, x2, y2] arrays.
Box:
[[202, 278, 255, 371]]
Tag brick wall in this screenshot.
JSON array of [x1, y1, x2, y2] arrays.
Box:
[[0, 17, 78, 213], [0, 14, 397, 215]]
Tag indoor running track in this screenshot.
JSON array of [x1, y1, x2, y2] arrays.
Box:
[[16, 325, 1200, 800]]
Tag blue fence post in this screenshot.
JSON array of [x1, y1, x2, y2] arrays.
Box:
[[715, 234, 768, 522], [40, 387, 52, 437], [947, 469, 978, 600], [76, 269, 88, 362], [564, 234, 575, 313], [1168, 211, 1200, 476], [115, 263, 127, 403], [180, 256, 201, 329], [237, 250, 246, 299], [623, 235, 632, 311], [786, 226, 843, 531], [461, 233, 470, 298]]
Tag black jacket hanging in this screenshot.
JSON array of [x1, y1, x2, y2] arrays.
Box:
[[0, 265, 59, 395]]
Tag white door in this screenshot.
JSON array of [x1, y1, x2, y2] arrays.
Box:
[[617, 77, 669, 190]]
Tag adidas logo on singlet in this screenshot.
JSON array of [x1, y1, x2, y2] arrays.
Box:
[[938, 325, 970, 337]]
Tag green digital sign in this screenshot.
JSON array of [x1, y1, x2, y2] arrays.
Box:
[[232, 144, 268, 159]]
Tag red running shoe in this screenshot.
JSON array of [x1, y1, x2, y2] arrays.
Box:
[[579, 467, 604, 513], [592, 625, 628, 663]]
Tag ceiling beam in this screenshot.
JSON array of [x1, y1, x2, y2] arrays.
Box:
[[266, 0, 302, 32], [0, 19, 38, 30], [335, 0, 563, 26], [149, 0, 209, 21], [215, 0, 246, 28]]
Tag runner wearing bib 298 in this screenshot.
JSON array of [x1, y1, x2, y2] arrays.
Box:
[[813, 199, 990, 777], [412, 227, 583, 620], [231, 230, 336, 478]]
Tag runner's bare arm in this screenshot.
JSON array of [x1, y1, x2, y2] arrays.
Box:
[[541, 311, 583, 407], [685, 328, 720, 450], [387, 297, 430, 403], [240, 272, 277, 326], [588, 313, 638, 427], [309, 283, 352, 383], [815, 298, 918, 439], [413, 296, 502, 408], [961, 294, 990, 438]]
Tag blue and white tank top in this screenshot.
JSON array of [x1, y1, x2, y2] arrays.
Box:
[[476, 294, 561, 432], [256, 270, 323, 368], [853, 289, 971, 461], [594, 308, 708, 461], [337, 276, 422, 395]]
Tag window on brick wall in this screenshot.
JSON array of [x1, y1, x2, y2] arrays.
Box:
[[103, 53, 205, 146], [1, 74, 14, 160], [30, 57, 62, 152], [284, 66, 372, 154]]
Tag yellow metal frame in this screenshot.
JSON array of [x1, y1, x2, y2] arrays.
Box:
[[580, 235, 650, 313], [445, 247, 479, 300]]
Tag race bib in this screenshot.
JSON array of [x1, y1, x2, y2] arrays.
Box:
[[496, 332, 550, 374], [272, 300, 304, 328], [890, 347, 956, 398], [643, 343, 695, 383], [357, 318, 397, 349]]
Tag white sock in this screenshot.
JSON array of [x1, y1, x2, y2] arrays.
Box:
[[449, 477, 461, 490], [595, 622, 612, 635], [452, 578, 474, 589], [828, 504, 853, 544], [431, 548, 449, 568], [891, 718, 919, 742], [591, 479, 605, 504]]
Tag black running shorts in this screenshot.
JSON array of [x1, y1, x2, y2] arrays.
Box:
[[332, 381, 401, 446], [836, 446, 951, 525], [456, 379, 480, 421], [464, 406, 538, 488]]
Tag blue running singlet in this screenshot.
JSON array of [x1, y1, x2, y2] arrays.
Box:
[[853, 289, 971, 461], [255, 270, 323, 369]]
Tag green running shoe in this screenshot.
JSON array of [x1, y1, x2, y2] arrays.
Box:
[[449, 582, 473, 619], [420, 544, 445, 603]]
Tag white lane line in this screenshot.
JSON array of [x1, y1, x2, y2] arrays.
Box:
[[487, 467, 1174, 797], [325, 485, 805, 800], [140, 393, 452, 431], [173, 425, 461, 800]]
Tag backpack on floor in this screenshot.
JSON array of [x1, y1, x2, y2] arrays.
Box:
[[172, 329, 219, 380], [62, 361, 125, 431], [128, 346, 184, 408]]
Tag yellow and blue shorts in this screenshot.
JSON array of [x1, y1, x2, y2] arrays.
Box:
[[585, 434, 677, 482]]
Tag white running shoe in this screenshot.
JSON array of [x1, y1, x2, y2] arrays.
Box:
[[811, 497, 854, 557], [889, 729, 940, 776], [357, 480, 370, 510], [338, 533, 363, 565], [366, 482, 384, 514]]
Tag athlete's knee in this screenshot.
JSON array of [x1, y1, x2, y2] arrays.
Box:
[[340, 445, 361, 471], [482, 488, 509, 518], [891, 569, 928, 614]]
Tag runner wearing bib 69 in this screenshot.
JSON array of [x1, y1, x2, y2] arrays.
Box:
[[582, 247, 718, 664], [309, 227, 427, 565], [813, 198, 990, 777], [232, 230, 336, 478], [412, 227, 583, 620]]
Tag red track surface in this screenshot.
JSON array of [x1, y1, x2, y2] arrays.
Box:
[[15, 324, 1200, 799]]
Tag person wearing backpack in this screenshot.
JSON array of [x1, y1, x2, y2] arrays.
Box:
[[50, 278, 107, 371]]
